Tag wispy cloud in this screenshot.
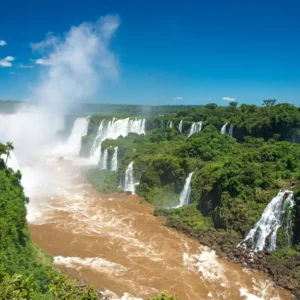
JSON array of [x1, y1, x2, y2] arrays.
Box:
[[0, 40, 7, 46], [9, 71, 16, 75], [0, 56, 15, 67], [222, 97, 236, 101], [18, 63, 34, 69], [35, 58, 47, 65], [4, 56, 15, 61], [173, 96, 183, 100]]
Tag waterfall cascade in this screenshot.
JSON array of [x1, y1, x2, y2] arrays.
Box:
[[1, 150, 20, 172], [178, 120, 183, 133], [124, 161, 138, 194], [99, 148, 108, 170], [167, 121, 173, 128], [228, 124, 234, 137], [188, 122, 202, 137], [221, 122, 229, 135], [67, 117, 89, 155], [176, 172, 194, 207], [90, 118, 146, 164], [240, 190, 294, 251], [111, 147, 118, 171]]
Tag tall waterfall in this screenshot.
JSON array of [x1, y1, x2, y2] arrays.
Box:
[[111, 147, 118, 171], [176, 172, 194, 207], [188, 122, 202, 137], [90, 118, 146, 164], [228, 124, 234, 137], [99, 148, 108, 170], [67, 117, 89, 155], [178, 120, 183, 133], [221, 122, 229, 134], [1, 150, 20, 172], [167, 121, 173, 128], [124, 161, 137, 194], [240, 190, 294, 251]]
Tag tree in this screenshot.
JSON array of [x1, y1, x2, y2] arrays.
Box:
[[229, 101, 238, 107], [5, 141, 14, 165], [263, 99, 277, 107]]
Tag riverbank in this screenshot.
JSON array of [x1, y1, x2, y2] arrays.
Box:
[[161, 221, 300, 299]]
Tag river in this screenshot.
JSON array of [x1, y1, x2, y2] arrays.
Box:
[[27, 158, 291, 300]]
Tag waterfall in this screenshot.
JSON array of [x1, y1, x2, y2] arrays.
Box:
[[178, 120, 183, 133], [240, 190, 294, 251], [188, 122, 202, 137], [124, 161, 137, 194], [111, 147, 118, 171], [99, 148, 108, 170], [176, 172, 194, 207], [90, 119, 105, 162], [1, 150, 20, 172], [167, 121, 173, 128], [228, 124, 234, 137], [67, 117, 89, 155], [221, 122, 229, 134], [90, 118, 146, 164]]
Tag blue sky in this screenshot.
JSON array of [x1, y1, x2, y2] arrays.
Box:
[[0, 0, 299, 106]]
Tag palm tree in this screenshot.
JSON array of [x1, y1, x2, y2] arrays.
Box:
[[5, 141, 14, 165]]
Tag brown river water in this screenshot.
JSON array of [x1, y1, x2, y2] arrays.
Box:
[[26, 158, 292, 300]]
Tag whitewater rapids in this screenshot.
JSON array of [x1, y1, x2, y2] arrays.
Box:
[[27, 159, 291, 300]]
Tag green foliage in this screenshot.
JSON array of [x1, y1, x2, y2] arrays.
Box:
[[84, 169, 119, 194], [148, 292, 178, 300], [0, 143, 102, 299]]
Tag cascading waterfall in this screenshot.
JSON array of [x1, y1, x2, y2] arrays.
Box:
[[176, 172, 194, 208], [67, 117, 89, 155], [228, 124, 234, 137], [221, 122, 229, 134], [111, 146, 118, 171], [1, 150, 20, 172], [124, 161, 137, 194], [240, 190, 294, 251], [178, 120, 183, 133], [90, 118, 146, 164], [188, 122, 202, 137], [167, 121, 173, 128], [99, 148, 108, 170]]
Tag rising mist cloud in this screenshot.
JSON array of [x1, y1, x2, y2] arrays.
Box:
[[30, 14, 120, 114], [6, 15, 120, 163]]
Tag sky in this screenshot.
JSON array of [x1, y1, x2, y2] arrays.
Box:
[[0, 0, 300, 106]]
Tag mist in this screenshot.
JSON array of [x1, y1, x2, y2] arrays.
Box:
[[3, 15, 120, 163]]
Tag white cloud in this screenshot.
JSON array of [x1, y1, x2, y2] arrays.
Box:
[[0, 56, 15, 67], [18, 63, 34, 68], [0, 60, 12, 67], [4, 56, 15, 61], [173, 96, 183, 100], [35, 58, 47, 65], [9, 71, 16, 75], [222, 97, 236, 101], [0, 40, 7, 46]]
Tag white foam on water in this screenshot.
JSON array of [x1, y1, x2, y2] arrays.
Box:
[[183, 247, 225, 281], [54, 256, 127, 275]]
